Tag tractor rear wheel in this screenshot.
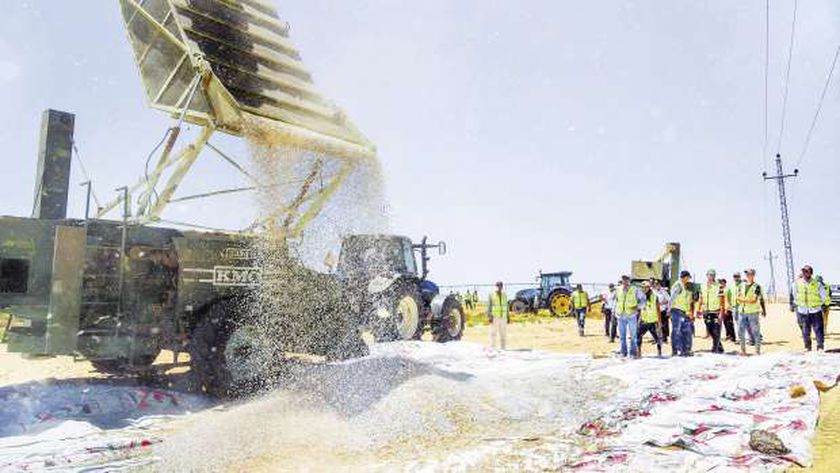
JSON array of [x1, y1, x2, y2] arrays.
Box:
[[373, 284, 423, 342], [433, 296, 465, 342], [510, 299, 528, 314], [188, 299, 261, 397], [548, 291, 573, 317]]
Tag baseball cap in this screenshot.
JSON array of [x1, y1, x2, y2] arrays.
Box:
[[621, 275, 630, 281], [744, 268, 756, 275], [706, 269, 716, 276], [679, 270, 691, 278]]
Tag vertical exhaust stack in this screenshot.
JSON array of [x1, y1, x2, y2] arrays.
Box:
[[33, 109, 75, 220]]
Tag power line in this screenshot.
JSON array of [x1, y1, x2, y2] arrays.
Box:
[[775, 0, 798, 153], [762, 0, 770, 167], [795, 44, 840, 168]]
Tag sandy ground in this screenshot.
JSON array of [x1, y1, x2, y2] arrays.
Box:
[[462, 304, 840, 355], [1, 304, 839, 472]]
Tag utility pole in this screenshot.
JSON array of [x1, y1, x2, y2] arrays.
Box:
[[765, 250, 779, 300], [763, 153, 798, 309]]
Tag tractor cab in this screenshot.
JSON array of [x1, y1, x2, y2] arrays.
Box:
[[335, 234, 462, 343], [539, 272, 572, 294], [511, 270, 575, 316], [336, 235, 418, 281]]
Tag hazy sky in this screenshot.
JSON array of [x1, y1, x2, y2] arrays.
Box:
[[1, 1, 838, 290]]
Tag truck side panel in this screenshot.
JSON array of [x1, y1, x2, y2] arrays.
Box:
[[43, 226, 86, 354]]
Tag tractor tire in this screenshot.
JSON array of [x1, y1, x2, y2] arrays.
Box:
[[433, 296, 465, 343], [372, 283, 424, 342], [510, 299, 528, 314], [548, 290, 573, 317], [188, 299, 262, 397], [90, 352, 159, 374]]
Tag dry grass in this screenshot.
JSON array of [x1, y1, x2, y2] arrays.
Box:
[[464, 301, 605, 327]]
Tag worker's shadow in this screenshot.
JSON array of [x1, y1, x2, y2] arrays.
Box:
[[270, 355, 473, 417]]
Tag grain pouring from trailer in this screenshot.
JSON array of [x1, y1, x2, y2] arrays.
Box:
[[0, 0, 464, 397]]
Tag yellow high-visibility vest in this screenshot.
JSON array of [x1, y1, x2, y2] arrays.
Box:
[[740, 283, 762, 314], [701, 283, 722, 312], [571, 290, 589, 309], [796, 279, 823, 310], [728, 282, 743, 310], [640, 293, 659, 323], [488, 291, 509, 319], [672, 282, 692, 312], [615, 286, 639, 313]]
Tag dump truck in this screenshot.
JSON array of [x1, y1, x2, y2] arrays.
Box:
[[0, 1, 464, 396]]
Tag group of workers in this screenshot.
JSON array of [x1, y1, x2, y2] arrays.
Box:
[[485, 265, 832, 357]]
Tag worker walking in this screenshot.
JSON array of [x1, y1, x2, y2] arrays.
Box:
[[638, 281, 663, 356], [727, 272, 747, 343], [571, 284, 590, 336], [795, 266, 827, 352], [652, 279, 670, 344], [487, 281, 509, 350], [697, 269, 725, 354], [736, 269, 764, 355], [669, 271, 695, 357], [602, 283, 617, 342], [719, 279, 737, 343], [817, 275, 831, 332], [615, 275, 645, 358]]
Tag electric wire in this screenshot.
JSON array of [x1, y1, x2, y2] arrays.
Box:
[[794, 44, 840, 169], [763, 0, 770, 168], [775, 0, 798, 153], [761, 0, 771, 253], [70, 141, 102, 209], [143, 74, 203, 210]]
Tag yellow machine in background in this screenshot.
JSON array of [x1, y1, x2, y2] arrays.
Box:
[[631, 242, 681, 287]]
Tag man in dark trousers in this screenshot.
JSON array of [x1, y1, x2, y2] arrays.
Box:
[[638, 281, 663, 356], [795, 265, 827, 352], [719, 278, 736, 343]]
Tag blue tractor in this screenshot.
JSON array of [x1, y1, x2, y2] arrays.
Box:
[[510, 271, 575, 316], [336, 235, 465, 343]]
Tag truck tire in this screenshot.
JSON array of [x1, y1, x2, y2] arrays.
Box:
[[372, 283, 423, 342], [90, 352, 159, 374], [548, 290, 573, 317], [510, 299, 528, 314], [433, 296, 465, 342]]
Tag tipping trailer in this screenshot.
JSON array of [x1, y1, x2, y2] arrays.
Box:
[[0, 1, 464, 397]]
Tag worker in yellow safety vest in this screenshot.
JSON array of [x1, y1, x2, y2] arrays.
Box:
[[817, 275, 831, 332], [615, 275, 645, 358], [697, 269, 725, 354], [719, 278, 736, 343], [487, 281, 509, 350], [795, 266, 827, 351], [668, 271, 696, 357], [571, 284, 590, 337], [638, 281, 663, 356], [736, 268, 764, 355]]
